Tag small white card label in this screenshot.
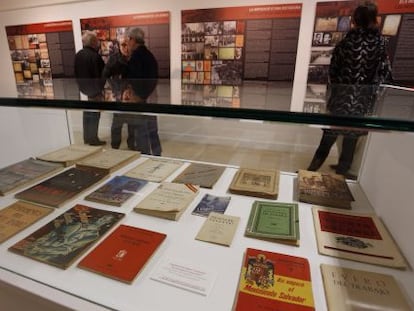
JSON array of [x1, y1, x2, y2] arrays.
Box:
[[150, 257, 217, 296]]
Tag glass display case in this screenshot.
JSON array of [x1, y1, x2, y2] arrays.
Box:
[[0, 79, 413, 311]]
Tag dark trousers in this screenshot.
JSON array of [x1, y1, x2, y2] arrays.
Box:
[[133, 116, 162, 156], [111, 114, 136, 149], [83, 111, 101, 143], [308, 131, 358, 174]]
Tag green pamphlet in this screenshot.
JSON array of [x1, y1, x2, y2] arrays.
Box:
[[245, 201, 299, 246]]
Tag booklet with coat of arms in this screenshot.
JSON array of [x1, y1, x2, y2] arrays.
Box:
[[8, 204, 125, 269], [37, 144, 103, 167], [245, 201, 300, 246], [195, 212, 240, 247], [320, 264, 411, 311], [228, 168, 279, 199], [85, 175, 147, 207], [78, 225, 166, 283], [0, 158, 64, 196], [172, 163, 225, 189], [134, 182, 199, 221], [0, 201, 53, 244], [192, 193, 231, 217], [15, 166, 108, 208], [233, 248, 315, 311], [298, 170, 354, 209], [75, 148, 140, 174], [125, 158, 184, 182], [312, 207, 407, 268]]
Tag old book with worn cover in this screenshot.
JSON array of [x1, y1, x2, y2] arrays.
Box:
[[320, 264, 411, 311], [15, 167, 108, 208], [233, 248, 315, 311], [78, 225, 166, 283], [134, 182, 199, 221], [229, 168, 279, 199], [298, 170, 354, 209], [195, 212, 240, 247], [76, 149, 140, 174], [0, 158, 64, 196], [125, 158, 183, 182], [245, 201, 299, 246], [0, 201, 53, 244], [85, 176, 147, 207], [8, 204, 124, 269], [312, 207, 407, 268], [172, 163, 225, 189], [192, 193, 231, 217], [37, 144, 103, 167]]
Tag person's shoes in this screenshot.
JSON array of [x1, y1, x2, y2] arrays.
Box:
[[329, 164, 338, 170], [88, 139, 106, 146], [336, 170, 357, 180]]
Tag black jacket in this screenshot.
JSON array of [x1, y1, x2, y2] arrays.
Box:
[[327, 27, 391, 116], [127, 45, 158, 99], [74, 46, 105, 97]]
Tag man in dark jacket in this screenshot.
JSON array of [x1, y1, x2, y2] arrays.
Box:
[[74, 30, 106, 146], [125, 27, 161, 155], [307, 2, 392, 177]]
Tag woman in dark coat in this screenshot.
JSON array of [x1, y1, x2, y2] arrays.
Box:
[[307, 2, 392, 177]]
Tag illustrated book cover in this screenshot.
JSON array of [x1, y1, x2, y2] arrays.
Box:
[[78, 224, 166, 283], [0, 158, 64, 196], [37, 144, 103, 167], [195, 212, 240, 247], [15, 167, 108, 208], [229, 168, 279, 199], [8, 204, 125, 269], [245, 201, 300, 246], [134, 182, 199, 221], [312, 207, 407, 268], [0, 201, 53, 244], [172, 163, 225, 189], [233, 248, 315, 311], [85, 176, 147, 207], [125, 158, 184, 182], [191, 193, 231, 217], [75, 148, 140, 174], [298, 170, 354, 209], [320, 264, 411, 311]]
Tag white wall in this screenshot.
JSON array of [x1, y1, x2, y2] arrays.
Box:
[[360, 132, 414, 268]]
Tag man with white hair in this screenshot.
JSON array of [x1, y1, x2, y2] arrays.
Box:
[[126, 27, 161, 155], [74, 30, 106, 146]]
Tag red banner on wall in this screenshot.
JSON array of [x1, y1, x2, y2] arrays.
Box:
[[6, 20, 73, 35], [80, 11, 169, 30], [182, 4, 302, 23]]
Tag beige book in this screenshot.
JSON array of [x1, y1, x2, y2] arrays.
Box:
[[0, 201, 53, 243], [125, 158, 183, 182], [37, 144, 103, 167], [229, 168, 279, 199], [134, 182, 199, 221], [195, 212, 240, 246], [298, 170, 354, 209], [321, 264, 411, 311], [76, 149, 140, 174], [173, 163, 225, 189], [312, 207, 407, 268]]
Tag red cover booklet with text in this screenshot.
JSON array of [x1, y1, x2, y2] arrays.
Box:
[[78, 224, 166, 283], [233, 248, 315, 311]]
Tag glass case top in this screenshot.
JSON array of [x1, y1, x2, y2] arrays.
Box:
[[1, 78, 414, 133]]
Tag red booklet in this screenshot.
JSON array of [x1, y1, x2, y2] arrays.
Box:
[[78, 224, 166, 283], [233, 248, 315, 311]]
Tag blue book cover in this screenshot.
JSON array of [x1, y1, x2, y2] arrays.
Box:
[[85, 176, 147, 206], [192, 193, 231, 217]]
